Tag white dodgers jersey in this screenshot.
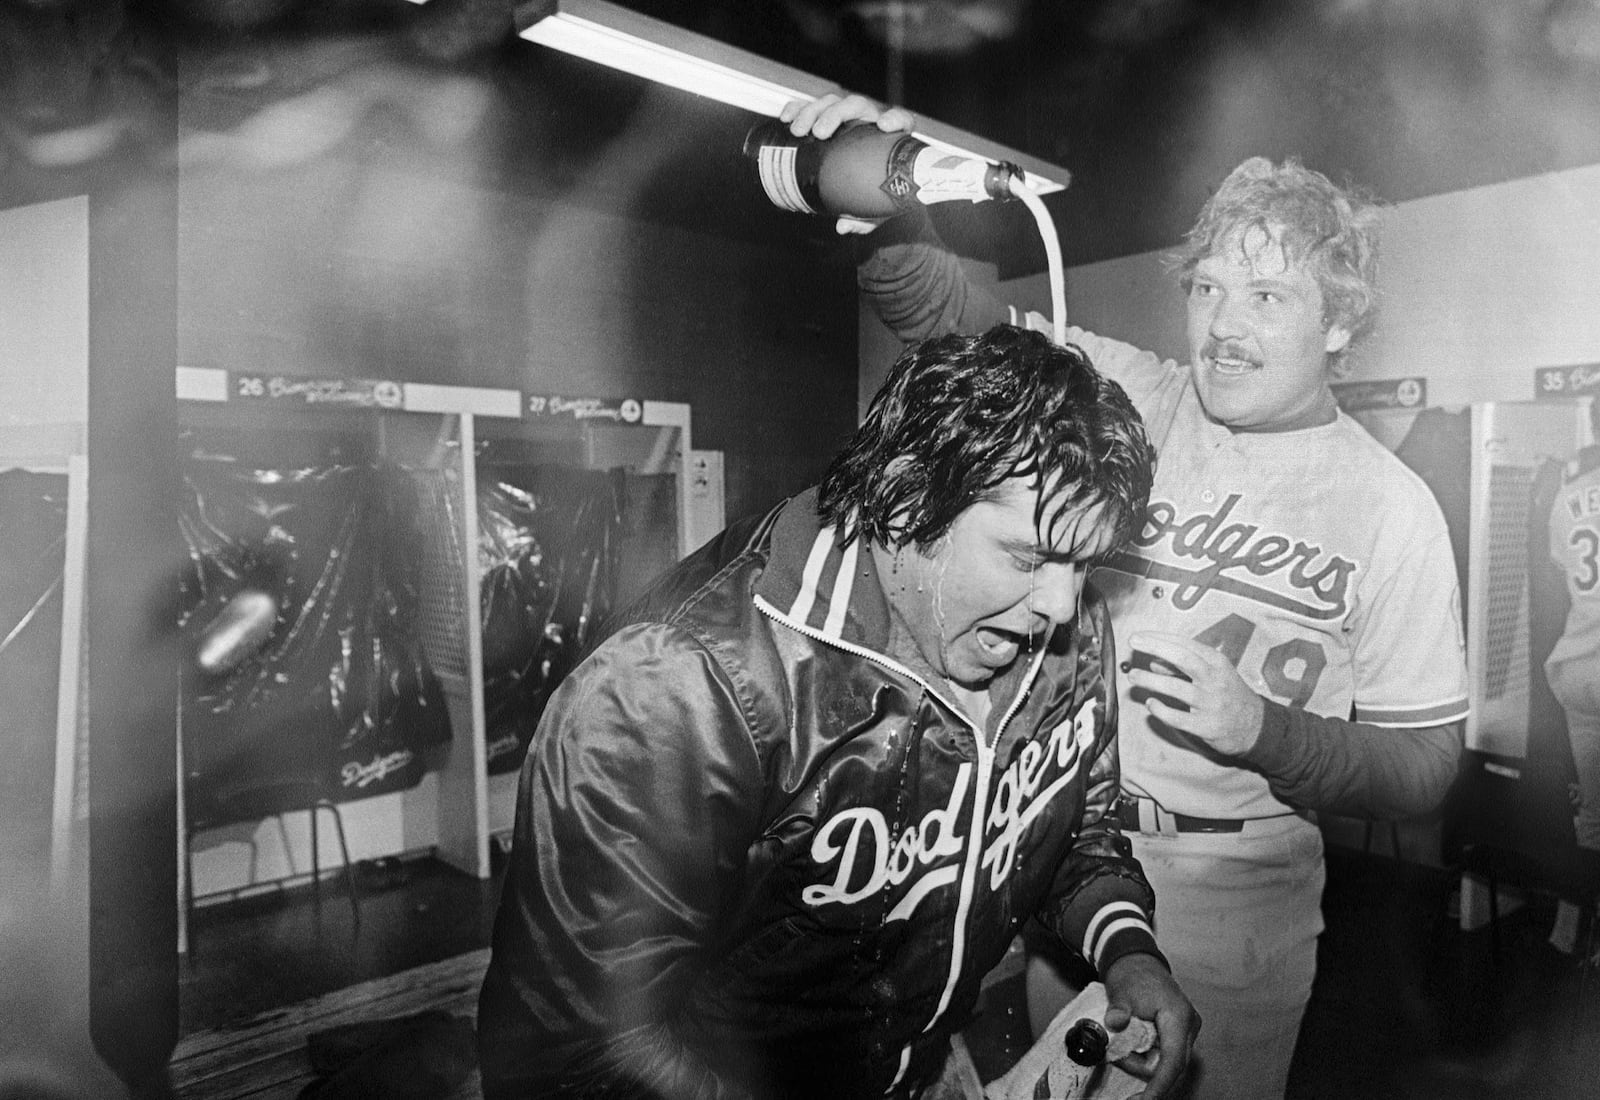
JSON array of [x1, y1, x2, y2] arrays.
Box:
[[1547, 447, 1600, 673], [1057, 326, 1470, 820]]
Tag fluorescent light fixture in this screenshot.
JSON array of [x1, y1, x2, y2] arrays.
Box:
[[518, 0, 815, 117], [511, 0, 1069, 195]]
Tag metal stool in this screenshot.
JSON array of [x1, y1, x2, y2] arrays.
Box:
[[184, 788, 362, 957]]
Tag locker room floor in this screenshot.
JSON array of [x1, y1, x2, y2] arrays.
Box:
[[177, 843, 1600, 1099]]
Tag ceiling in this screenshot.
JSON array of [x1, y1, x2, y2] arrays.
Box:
[[6, 0, 1600, 268]]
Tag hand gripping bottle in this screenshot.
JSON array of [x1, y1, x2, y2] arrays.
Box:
[[983, 982, 1154, 1100], [743, 119, 1022, 219]]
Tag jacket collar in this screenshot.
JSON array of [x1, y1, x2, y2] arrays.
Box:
[[753, 487, 894, 655], [753, 488, 1059, 734]]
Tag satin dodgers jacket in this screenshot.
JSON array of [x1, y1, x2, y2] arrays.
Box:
[[477, 488, 1165, 1099]]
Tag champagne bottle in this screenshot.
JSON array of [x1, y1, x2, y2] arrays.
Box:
[[743, 119, 1022, 218]]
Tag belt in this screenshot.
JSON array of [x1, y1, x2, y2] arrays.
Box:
[[1116, 797, 1245, 835]]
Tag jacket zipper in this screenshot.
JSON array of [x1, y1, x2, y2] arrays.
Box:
[[753, 593, 1046, 1091]]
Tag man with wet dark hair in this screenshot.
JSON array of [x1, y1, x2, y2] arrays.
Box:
[[477, 324, 1197, 1099]]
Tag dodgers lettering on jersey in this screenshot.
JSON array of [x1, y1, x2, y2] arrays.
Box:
[[803, 698, 1096, 920], [1127, 493, 1357, 620]]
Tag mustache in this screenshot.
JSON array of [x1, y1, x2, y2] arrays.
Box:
[[1202, 339, 1257, 362]]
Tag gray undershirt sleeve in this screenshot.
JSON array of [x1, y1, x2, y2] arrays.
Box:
[[1244, 699, 1462, 820]]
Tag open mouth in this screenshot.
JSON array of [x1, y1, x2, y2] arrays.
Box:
[[975, 626, 1021, 665], [1208, 353, 1259, 376]]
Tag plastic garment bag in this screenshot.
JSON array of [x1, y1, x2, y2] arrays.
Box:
[[475, 465, 622, 774], [179, 458, 451, 823]]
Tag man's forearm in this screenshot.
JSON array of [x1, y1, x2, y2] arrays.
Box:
[[1243, 700, 1462, 819], [857, 211, 1008, 341]]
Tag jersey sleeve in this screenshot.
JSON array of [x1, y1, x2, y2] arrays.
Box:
[[1246, 702, 1461, 818], [856, 209, 1010, 340], [1349, 490, 1470, 727]]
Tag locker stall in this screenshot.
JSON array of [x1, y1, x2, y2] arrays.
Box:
[[1343, 400, 1591, 897], [175, 368, 717, 916], [1349, 400, 1592, 758]]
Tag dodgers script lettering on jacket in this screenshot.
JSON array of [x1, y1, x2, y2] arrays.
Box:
[[1114, 493, 1356, 620], [801, 699, 1098, 921]]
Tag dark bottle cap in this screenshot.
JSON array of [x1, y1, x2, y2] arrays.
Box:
[[1063, 1017, 1110, 1067]]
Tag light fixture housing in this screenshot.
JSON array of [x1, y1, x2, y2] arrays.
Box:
[[512, 0, 1069, 195]]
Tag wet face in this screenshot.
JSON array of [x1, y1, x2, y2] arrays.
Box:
[[1184, 224, 1352, 431], [885, 475, 1119, 691]]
